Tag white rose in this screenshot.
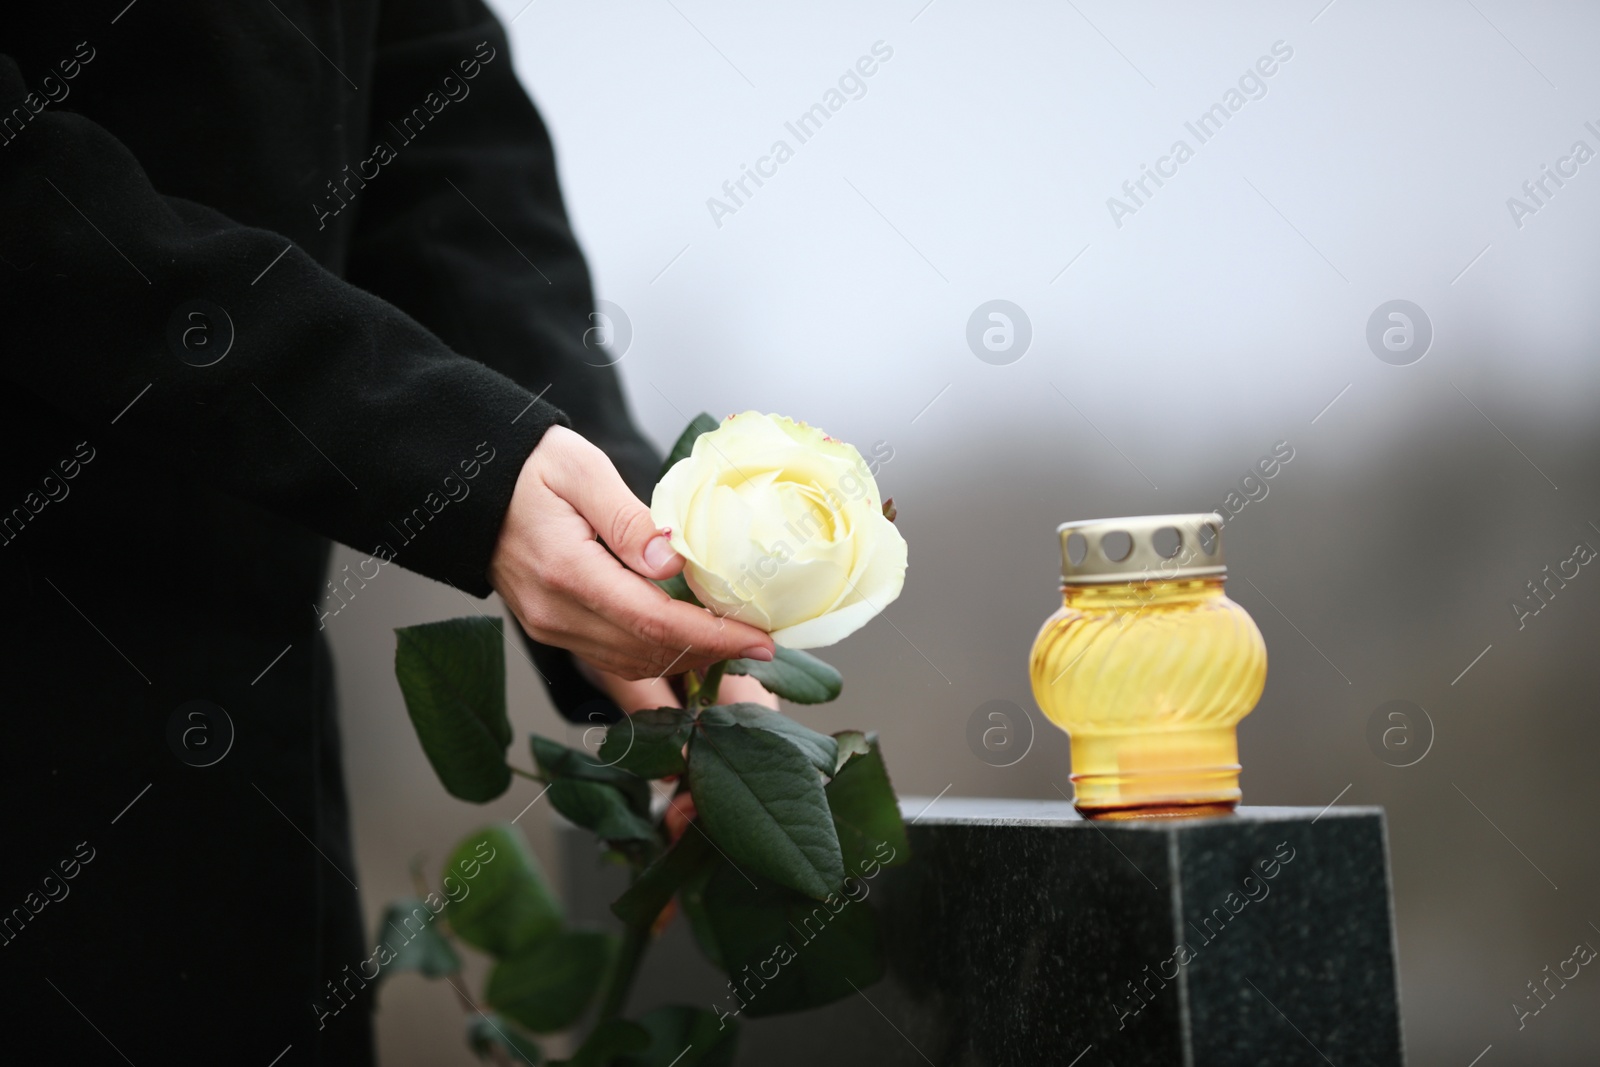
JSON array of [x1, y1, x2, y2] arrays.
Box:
[[649, 412, 908, 649]]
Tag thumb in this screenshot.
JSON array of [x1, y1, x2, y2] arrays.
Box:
[[541, 428, 682, 580]]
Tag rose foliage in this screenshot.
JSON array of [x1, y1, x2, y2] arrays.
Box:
[[382, 413, 911, 1066]]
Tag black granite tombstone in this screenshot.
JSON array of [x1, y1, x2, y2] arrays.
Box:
[[561, 799, 1405, 1066]]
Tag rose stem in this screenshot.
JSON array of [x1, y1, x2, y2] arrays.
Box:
[[696, 660, 727, 709]]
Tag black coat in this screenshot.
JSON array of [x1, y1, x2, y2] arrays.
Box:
[[0, 2, 654, 1061]]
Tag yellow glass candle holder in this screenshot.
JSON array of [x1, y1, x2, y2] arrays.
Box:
[[1029, 513, 1267, 820]]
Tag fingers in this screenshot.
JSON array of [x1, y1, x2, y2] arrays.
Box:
[[565, 618, 749, 681], [516, 581, 720, 680], [562, 539, 773, 666], [494, 427, 779, 680], [504, 533, 760, 679], [518, 597, 696, 679], [539, 426, 682, 581]]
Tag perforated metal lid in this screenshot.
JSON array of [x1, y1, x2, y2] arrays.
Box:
[[1056, 513, 1227, 585]]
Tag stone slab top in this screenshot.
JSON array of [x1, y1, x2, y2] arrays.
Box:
[[897, 795, 1382, 829]]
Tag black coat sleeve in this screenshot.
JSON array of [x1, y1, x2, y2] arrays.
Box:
[[347, 0, 664, 724], [0, 60, 565, 598]]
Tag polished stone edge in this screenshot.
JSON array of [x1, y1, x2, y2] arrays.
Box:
[[897, 796, 1382, 828]]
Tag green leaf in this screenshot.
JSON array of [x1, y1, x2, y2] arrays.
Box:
[[600, 707, 694, 779], [659, 412, 720, 480], [688, 721, 844, 900], [620, 1006, 740, 1067], [826, 737, 911, 875], [486, 929, 613, 1034], [725, 646, 842, 705], [831, 730, 872, 775], [699, 704, 837, 776], [446, 824, 563, 959], [531, 735, 651, 816], [394, 616, 513, 802], [701, 865, 885, 1018], [564, 1018, 650, 1067], [679, 861, 724, 970], [467, 1013, 543, 1065], [611, 826, 712, 927], [548, 779, 656, 842], [373, 897, 460, 983]]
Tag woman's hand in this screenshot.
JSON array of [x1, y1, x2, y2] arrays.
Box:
[[488, 427, 774, 680]]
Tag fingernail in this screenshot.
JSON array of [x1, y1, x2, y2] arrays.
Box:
[[740, 646, 774, 662], [644, 534, 677, 570]]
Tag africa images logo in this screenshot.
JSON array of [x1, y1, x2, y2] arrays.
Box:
[[1106, 41, 1294, 229]]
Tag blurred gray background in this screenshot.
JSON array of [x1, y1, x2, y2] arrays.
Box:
[[327, 1, 1600, 1063]]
